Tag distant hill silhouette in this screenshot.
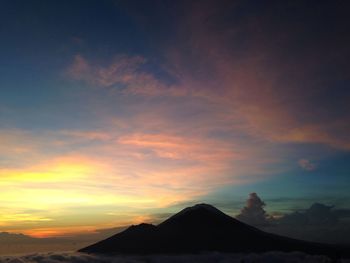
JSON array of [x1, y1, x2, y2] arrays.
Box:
[[0, 232, 33, 242], [79, 204, 348, 258]]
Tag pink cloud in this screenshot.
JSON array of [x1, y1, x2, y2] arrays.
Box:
[[157, 1, 350, 151], [65, 1, 350, 153], [67, 54, 90, 80], [298, 159, 317, 171], [117, 133, 236, 161]]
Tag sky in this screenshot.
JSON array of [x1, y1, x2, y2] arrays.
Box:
[[0, 0, 350, 241]]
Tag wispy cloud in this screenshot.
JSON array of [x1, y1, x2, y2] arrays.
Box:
[[67, 54, 186, 97], [0, 121, 284, 236], [298, 159, 317, 171]]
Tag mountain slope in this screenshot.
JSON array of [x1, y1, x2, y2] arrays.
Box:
[[79, 204, 346, 257]]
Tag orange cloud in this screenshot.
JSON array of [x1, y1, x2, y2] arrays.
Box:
[[0, 127, 246, 235], [118, 133, 236, 161]]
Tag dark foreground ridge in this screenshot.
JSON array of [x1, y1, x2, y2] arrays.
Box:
[[79, 204, 348, 258]]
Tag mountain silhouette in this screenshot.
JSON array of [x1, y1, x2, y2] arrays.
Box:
[[79, 204, 347, 257]]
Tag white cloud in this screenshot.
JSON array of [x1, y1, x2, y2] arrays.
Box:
[[236, 193, 271, 226]]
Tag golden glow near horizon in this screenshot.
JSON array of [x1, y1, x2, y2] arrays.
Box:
[[0, 113, 337, 237], [0, 133, 234, 237]]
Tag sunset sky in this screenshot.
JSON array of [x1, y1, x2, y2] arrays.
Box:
[[0, 0, 349, 238]]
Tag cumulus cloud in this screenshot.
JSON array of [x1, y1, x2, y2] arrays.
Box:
[[258, 201, 350, 245], [280, 203, 338, 226], [0, 252, 336, 263], [237, 197, 344, 228], [236, 193, 271, 226], [298, 159, 317, 171], [236, 194, 349, 228]]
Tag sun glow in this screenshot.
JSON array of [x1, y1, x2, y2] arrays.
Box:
[[0, 157, 94, 183]]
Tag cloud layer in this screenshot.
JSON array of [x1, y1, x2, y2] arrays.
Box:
[[0, 252, 337, 263]]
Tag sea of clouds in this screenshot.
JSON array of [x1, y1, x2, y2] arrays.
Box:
[[0, 252, 348, 263]]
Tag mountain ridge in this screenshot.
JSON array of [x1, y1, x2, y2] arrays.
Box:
[[79, 203, 348, 258]]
